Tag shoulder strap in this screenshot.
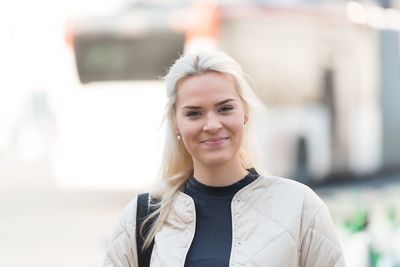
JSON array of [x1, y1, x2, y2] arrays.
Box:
[[136, 193, 159, 267]]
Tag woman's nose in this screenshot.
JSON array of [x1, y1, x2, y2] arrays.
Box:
[[203, 114, 222, 132]]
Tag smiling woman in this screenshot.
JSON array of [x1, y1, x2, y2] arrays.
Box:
[[102, 51, 347, 267], [174, 72, 248, 185]]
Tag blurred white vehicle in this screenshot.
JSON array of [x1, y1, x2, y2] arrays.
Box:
[[51, 81, 167, 191], [51, 1, 191, 191]]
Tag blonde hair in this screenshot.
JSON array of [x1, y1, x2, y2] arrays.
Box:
[[140, 50, 269, 248]]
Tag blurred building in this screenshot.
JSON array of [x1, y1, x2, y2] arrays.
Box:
[[49, 0, 400, 190], [185, 0, 400, 182]]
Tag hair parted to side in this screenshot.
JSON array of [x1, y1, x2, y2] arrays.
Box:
[[140, 50, 269, 249]]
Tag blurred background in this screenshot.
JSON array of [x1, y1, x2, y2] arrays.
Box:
[[1, 0, 399, 266]]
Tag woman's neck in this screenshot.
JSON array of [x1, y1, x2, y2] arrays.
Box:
[[192, 159, 249, 187]]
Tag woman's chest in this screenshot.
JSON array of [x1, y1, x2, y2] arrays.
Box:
[[150, 211, 300, 267]]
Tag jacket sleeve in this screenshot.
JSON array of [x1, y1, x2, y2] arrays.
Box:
[[102, 197, 138, 267], [300, 189, 346, 267]]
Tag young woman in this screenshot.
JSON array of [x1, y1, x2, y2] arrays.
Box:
[[103, 51, 346, 267]]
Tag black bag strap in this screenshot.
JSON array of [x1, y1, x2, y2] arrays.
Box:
[[136, 193, 159, 267]]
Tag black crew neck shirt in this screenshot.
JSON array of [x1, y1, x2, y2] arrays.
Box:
[[182, 169, 259, 267]]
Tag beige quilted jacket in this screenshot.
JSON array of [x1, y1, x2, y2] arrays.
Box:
[[103, 175, 346, 267]]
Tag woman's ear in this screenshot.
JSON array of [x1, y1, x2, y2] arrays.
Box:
[[241, 100, 249, 126], [171, 110, 178, 133], [174, 124, 182, 140], [173, 121, 180, 136], [244, 113, 249, 126]]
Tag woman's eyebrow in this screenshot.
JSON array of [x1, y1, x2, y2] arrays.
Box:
[[182, 99, 235, 110], [182, 105, 201, 110], [216, 99, 235, 106]]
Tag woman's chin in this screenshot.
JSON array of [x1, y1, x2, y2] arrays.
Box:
[[198, 154, 232, 167]]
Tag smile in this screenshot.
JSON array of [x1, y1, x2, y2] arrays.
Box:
[[201, 137, 229, 145]]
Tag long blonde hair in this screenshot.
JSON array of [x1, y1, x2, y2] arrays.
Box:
[[140, 51, 269, 248]]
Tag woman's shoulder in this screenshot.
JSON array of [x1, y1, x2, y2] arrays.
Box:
[[115, 195, 139, 233], [256, 175, 324, 205], [103, 196, 139, 266], [116, 193, 160, 230], [241, 175, 326, 224]]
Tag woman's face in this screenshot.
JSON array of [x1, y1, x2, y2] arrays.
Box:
[[174, 71, 247, 168]]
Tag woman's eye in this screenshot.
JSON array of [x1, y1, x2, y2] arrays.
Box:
[[186, 111, 202, 118], [218, 106, 233, 113]]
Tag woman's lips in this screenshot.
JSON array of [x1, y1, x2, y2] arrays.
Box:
[[201, 137, 229, 145]]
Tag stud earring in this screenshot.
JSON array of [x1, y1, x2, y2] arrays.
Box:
[[177, 134, 181, 140]]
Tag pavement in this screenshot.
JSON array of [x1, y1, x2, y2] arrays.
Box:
[[0, 159, 135, 267]]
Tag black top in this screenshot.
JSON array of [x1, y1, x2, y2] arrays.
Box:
[[182, 169, 259, 267]]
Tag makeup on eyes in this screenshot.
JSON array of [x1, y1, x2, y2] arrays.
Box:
[[218, 105, 234, 113], [184, 105, 234, 118], [186, 110, 202, 117]]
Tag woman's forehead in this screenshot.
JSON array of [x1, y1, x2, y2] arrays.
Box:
[[175, 72, 240, 105]]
